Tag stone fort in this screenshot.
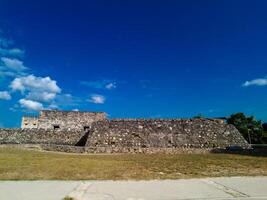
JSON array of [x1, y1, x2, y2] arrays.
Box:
[[0, 110, 249, 153], [21, 110, 106, 130]]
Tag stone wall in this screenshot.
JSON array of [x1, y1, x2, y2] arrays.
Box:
[[21, 110, 107, 130], [86, 119, 249, 149], [0, 144, 216, 154], [0, 118, 250, 153], [38, 110, 106, 130], [0, 128, 84, 145], [21, 116, 39, 129]]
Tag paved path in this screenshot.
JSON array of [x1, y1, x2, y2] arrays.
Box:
[[0, 177, 267, 200]]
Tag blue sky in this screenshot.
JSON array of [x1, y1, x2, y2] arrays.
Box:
[[0, 0, 267, 127]]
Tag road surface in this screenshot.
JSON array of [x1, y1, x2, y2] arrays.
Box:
[[0, 177, 267, 200]]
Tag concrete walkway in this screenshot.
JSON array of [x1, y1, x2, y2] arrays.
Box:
[[0, 177, 267, 200]]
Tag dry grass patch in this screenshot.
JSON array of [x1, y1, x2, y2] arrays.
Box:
[[0, 147, 267, 180]]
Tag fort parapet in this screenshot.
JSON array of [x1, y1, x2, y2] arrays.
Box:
[[0, 110, 250, 153], [21, 110, 107, 130]]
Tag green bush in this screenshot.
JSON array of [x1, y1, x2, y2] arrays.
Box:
[[63, 197, 74, 200], [227, 112, 264, 144]]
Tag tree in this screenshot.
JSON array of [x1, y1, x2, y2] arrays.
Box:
[[227, 113, 264, 144], [193, 113, 204, 119]]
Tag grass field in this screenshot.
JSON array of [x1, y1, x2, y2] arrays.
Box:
[[0, 147, 267, 180]]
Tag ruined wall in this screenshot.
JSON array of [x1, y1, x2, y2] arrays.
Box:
[[86, 119, 249, 150], [37, 110, 106, 130], [21, 117, 39, 129], [0, 128, 84, 145], [1, 118, 250, 153]]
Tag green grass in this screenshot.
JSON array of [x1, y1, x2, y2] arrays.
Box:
[[0, 147, 267, 180]]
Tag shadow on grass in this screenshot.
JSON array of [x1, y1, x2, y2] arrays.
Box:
[[211, 147, 267, 157]]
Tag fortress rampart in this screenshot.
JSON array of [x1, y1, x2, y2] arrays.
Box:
[[0, 128, 83, 146], [0, 110, 249, 153], [86, 119, 248, 149]]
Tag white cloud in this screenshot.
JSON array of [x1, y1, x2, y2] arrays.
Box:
[[243, 78, 267, 87], [10, 75, 61, 111], [53, 93, 79, 106], [1, 57, 27, 71], [19, 99, 43, 111], [26, 92, 56, 102], [81, 80, 117, 90], [45, 94, 81, 110], [105, 82, 116, 90], [0, 48, 24, 57], [9, 77, 24, 91], [0, 70, 17, 77], [47, 103, 59, 110], [0, 36, 26, 78], [88, 94, 105, 104], [10, 74, 61, 94], [0, 35, 74, 112], [0, 91, 11, 100]]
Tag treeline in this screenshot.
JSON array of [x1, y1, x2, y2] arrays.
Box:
[[227, 113, 267, 144], [194, 112, 267, 144]]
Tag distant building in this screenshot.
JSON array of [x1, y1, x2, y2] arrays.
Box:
[[21, 110, 107, 130]]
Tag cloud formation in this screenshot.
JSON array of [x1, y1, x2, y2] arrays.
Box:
[[9, 74, 61, 110], [19, 99, 43, 111], [10, 75, 61, 94], [243, 78, 267, 87], [0, 36, 27, 78], [1, 57, 27, 71], [89, 94, 105, 104], [0, 34, 107, 113], [105, 82, 116, 90], [0, 91, 11, 100], [0, 48, 24, 57], [81, 79, 117, 90], [26, 92, 56, 102], [52, 93, 80, 107], [0, 35, 76, 112]]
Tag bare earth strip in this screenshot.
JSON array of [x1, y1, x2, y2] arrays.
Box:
[[0, 147, 267, 180]]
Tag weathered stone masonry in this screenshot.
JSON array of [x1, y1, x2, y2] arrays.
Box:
[[87, 119, 249, 149], [22, 110, 106, 130], [0, 128, 84, 146], [0, 110, 249, 153]]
